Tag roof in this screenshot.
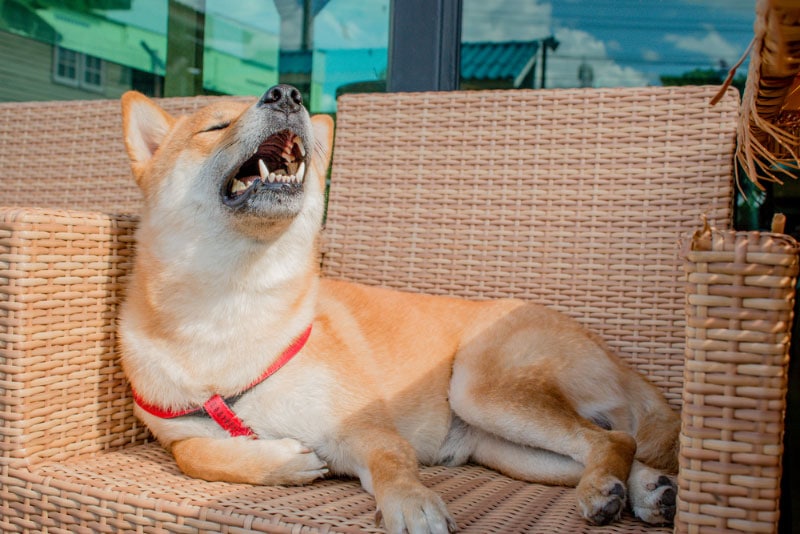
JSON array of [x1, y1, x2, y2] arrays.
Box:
[[461, 40, 539, 82]]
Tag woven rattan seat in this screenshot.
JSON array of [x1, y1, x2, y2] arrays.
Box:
[[1, 84, 797, 533]]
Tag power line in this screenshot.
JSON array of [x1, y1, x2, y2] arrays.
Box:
[[551, 53, 748, 67]]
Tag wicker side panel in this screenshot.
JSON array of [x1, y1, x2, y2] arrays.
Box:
[[323, 86, 738, 406], [678, 228, 799, 533], [0, 95, 253, 215], [0, 207, 148, 467]]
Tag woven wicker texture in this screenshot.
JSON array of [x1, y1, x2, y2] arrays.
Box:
[[0, 95, 252, 215], [323, 86, 739, 407], [0, 208, 146, 468], [2, 442, 670, 534], [678, 225, 799, 534], [1, 87, 792, 533]]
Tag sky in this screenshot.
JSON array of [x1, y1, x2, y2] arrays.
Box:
[[312, 0, 756, 88]]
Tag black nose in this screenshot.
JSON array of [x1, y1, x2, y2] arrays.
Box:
[[259, 84, 303, 113]]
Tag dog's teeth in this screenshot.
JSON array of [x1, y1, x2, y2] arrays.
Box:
[[258, 159, 269, 179], [231, 178, 248, 194], [296, 138, 306, 157], [297, 161, 306, 181]]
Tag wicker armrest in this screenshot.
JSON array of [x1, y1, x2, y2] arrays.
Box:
[[678, 224, 799, 533], [0, 207, 149, 469]]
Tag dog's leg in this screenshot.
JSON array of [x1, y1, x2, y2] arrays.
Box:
[[171, 436, 328, 485], [450, 365, 635, 525], [469, 428, 584, 486], [341, 426, 456, 534]]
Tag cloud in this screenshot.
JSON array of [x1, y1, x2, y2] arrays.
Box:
[[462, 1, 551, 42], [545, 28, 648, 88], [314, 1, 390, 49], [642, 49, 661, 62], [663, 26, 740, 64]]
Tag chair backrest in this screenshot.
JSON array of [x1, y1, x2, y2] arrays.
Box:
[[0, 95, 253, 214], [322, 86, 739, 407]]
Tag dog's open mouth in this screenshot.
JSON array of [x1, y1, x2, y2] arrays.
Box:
[[222, 130, 307, 206]]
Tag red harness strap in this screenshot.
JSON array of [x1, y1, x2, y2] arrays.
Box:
[[131, 325, 312, 438], [202, 394, 255, 437]]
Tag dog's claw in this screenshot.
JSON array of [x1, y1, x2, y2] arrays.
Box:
[[447, 516, 458, 532]]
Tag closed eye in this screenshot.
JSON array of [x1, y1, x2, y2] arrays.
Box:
[[202, 121, 231, 133]]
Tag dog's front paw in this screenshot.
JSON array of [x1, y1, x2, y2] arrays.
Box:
[[628, 463, 676, 525], [172, 436, 328, 485], [576, 474, 627, 526], [259, 437, 329, 485], [376, 484, 456, 534]]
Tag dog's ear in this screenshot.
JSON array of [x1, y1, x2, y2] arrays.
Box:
[[121, 91, 175, 185], [310, 114, 334, 188]]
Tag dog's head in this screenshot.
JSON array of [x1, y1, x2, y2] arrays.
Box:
[[121, 85, 333, 241]]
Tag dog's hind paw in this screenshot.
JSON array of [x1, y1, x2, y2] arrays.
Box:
[[577, 476, 626, 526], [628, 462, 676, 525]]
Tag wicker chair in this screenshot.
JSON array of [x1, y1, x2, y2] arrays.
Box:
[[0, 85, 797, 533]]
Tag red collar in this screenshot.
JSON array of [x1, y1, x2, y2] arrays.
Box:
[[131, 325, 312, 438]]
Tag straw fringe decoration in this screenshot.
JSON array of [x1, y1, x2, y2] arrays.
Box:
[[734, 0, 800, 187], [678, 220, 799, 533]]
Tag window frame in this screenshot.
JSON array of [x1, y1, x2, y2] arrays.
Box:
[[52, 45, 105, 93], [387, 0, 462, 92]]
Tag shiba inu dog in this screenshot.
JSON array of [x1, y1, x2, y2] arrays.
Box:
[[119, 85, 680, 533]]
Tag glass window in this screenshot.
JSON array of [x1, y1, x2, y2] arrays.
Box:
[[0, 0, 389, 113], [308, 1, 389, 112], [52, 46, 104, 91], [460, 0, 756, 92], [203, 2, 280, 97], [54, 46, 80, 86], [82, 54, 104, 90]]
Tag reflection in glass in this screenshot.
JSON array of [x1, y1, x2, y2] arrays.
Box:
[[461, 0, 754, 90]]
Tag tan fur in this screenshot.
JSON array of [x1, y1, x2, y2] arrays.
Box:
[[119, 89, 680, 533]]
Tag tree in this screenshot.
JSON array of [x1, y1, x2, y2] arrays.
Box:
[[660, 68, 746, 95]]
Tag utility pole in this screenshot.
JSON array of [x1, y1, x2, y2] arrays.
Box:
[[302, 0, 313, 51], [540, 35, 559, 89]]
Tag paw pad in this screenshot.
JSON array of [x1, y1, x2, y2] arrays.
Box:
[[587, 482, 627, 525]]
